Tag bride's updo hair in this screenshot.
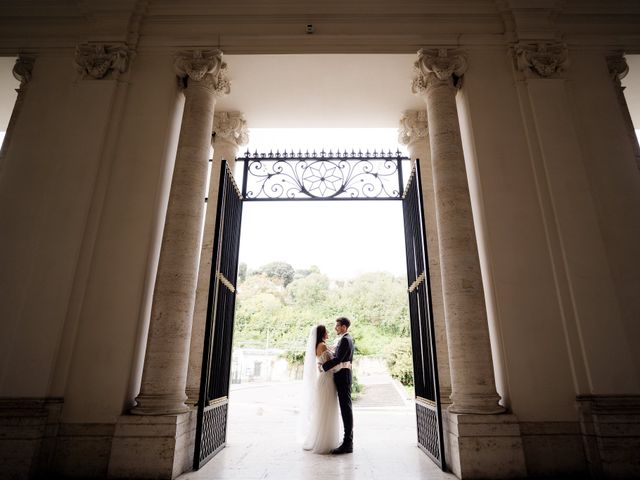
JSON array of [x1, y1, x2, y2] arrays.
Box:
[[315, 325, 327, 347]]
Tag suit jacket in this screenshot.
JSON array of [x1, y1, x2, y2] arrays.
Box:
[[322, 333, 354, 372]]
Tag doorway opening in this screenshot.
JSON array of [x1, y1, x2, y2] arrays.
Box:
[[193, 129, 444, 475]]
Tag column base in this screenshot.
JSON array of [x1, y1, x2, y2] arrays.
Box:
[[185, 387, 199, 406], [444, 411, 527, 479], [131, 393, 191, 415], [448, 392, 506, 414], [108, 410, 196, 479]]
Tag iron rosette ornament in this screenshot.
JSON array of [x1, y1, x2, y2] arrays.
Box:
[[240, 150, 408, 200]]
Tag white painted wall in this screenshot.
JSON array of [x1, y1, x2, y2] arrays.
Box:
[[60, 52, 184, 423], [567, 49, 640, 391], [0, 54, 117, 398], [458, 46, 640, 423], [458, 47, 579, 421]]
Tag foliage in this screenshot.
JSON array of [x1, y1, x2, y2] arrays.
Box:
[[352, 372, 363, 400], [282, 349, 305, 366], [238, 262, 248, 283], [384, 337, 414, 387], [234, 262, 412, 382], [256, 261, 296, 287]]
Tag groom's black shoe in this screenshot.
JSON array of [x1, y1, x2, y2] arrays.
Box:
[[331, 443, 353, 454]]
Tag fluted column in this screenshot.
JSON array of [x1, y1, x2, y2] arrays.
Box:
[[398, 110, 451, 405], [186, 112, 248, 404], [132, 50, 230, 415], [412, 48, 504, 414]]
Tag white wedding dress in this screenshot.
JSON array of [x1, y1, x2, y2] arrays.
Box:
[[300, 346, 341, 454]]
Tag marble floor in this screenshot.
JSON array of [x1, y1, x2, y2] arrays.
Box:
[[179, 375, 456, 480]]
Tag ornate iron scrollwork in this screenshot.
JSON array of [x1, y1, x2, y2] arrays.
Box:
[[238, 149, 408, 200]]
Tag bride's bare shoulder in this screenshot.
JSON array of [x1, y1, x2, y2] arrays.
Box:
[[316, 342, 327, 356]]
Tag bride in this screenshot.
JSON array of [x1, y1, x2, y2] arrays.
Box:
[[299, 324, 341, 454]]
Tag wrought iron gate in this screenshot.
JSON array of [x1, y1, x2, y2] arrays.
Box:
[[193, 152, 444, 471], [194, 161, 243, 469], [402, 160, 445, 468]]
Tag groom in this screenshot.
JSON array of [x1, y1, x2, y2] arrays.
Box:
[[322, 316, 354, 454]]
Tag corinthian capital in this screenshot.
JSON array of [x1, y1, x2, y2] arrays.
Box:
[[12, 55, 35, 86], [75, 43, 130, 79], [174, 49, 230, 97], [213, 112, 249, 147], [606, 52, 628, 84], [398, 110, 428, 146], [412, 48, 468, 94], [515, 42, 569, 78]]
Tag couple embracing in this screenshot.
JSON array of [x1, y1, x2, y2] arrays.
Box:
[[300, 317, 354, 455]]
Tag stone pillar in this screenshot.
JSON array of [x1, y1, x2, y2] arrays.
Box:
[[0, 55, 34, 173], [398, 110, 451, 405], [412, 48, 526, 479], [412, 48, 504, 415], [131, 50, 230, 416], [186, 111, 248, 404]]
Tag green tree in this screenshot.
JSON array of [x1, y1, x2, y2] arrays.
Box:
[[287, 272, 329, 305], [238, 262, 247, 283], [257, 261, 296, 287]]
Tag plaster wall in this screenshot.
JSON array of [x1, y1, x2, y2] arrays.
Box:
[[567, 49, 640, 387], [524, 68, 638, 396], [61, 51, 184, 424], [457, 47, 578, 422], [0, 54, 116, 398], [458, 45, 640, 415]]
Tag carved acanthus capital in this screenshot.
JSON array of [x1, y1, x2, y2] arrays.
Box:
[[174, 50, 230, 97], [412, 48, 468, 94], [213, 111, 249, 147], [515, 42, 569, 78], [398, 110, 428, 146], [75, 43, 130, 79], [12, 55, 35, 87], [606, 52, 628, 85]]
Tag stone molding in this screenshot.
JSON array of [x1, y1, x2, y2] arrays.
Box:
[[412, 48, 468, 94], [398, 110, 428, 146], [514, 41, 569, 78], [74, 43, 130, 79], [606, 51, 629, 84], [213, 111, 249, 147], [174, 49, 230, 96], [12, 55, 35, 86]]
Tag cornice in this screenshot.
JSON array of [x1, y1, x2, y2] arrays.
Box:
[[1, 0, 640, 53]]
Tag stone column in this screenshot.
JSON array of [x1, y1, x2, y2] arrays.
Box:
[[132, 50, 230, 415], [398, 110, 451, 405], [412, 49, 504, 415], [186, 111, 248, 404], [0, 55, 34, 173]]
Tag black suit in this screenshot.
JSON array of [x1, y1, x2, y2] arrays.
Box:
[[322, 333, 354, 445]]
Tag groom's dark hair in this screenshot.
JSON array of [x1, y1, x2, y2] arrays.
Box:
[[336, 317, 351, 328]]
